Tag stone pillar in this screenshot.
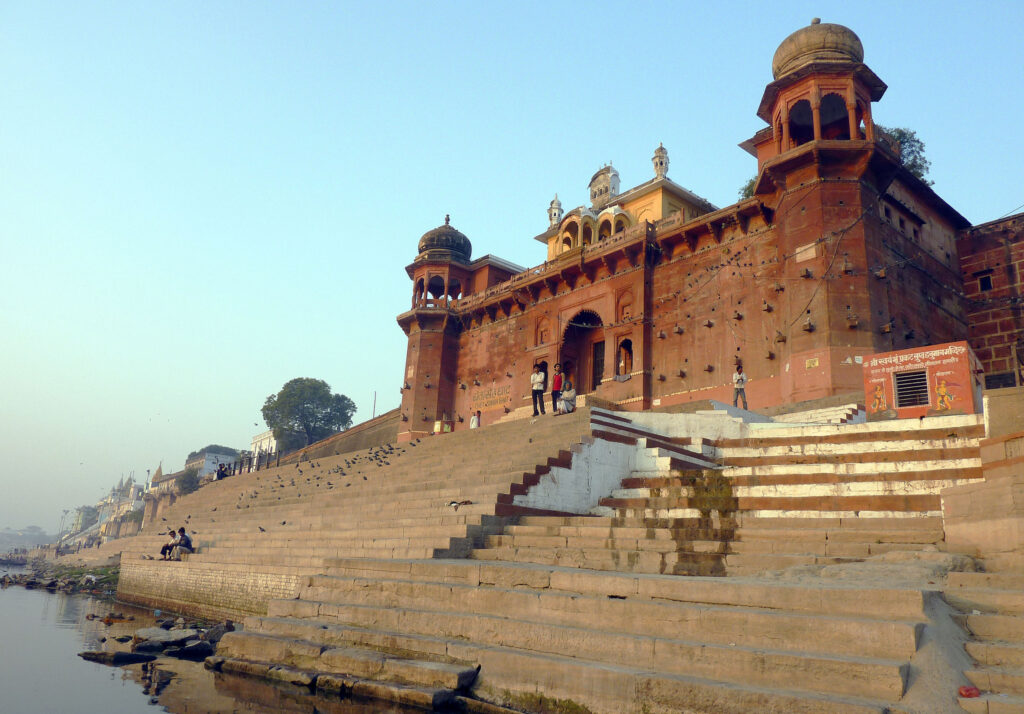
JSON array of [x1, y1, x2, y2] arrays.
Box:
[[846, 94, 859, 139]]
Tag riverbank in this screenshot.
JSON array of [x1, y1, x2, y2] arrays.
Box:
[[0, 567, 430, 713], [1, 558, 119, 597]]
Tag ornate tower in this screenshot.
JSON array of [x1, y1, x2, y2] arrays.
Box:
[[739, 19, 967, 402], [652, 143, 669, 179], [588, 164, 620, 210], [547, 194, 563, 228], [396, 216, 472, 441], [747, 18, 886, 172]]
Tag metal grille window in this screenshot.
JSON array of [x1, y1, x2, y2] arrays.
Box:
[[986, 372, 1018, 390], [894, 370, 929, 407]]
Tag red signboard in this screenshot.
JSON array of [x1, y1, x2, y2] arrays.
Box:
[[863, 341, 983, 420]]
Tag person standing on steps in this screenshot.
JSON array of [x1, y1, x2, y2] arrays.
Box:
[[530, 364, 546, 415], [469, 410, 481, 429], [732, 365, 748, 410], [550, 363, 563, 415]]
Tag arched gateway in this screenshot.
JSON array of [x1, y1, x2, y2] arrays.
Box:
[[560, 309, 605, 394]]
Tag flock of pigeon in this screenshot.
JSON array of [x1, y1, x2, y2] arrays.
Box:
[[203, 441, 419, 534]]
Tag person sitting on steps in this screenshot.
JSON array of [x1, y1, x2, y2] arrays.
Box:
[[158, 529, 178, 560], [170, 527, 193, 561], [560, 379, 577, 414]]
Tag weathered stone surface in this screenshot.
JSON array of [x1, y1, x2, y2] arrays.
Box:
[[133, 627, 200, 646], [78, 651, 157, 666], [163, 639, 214, 660], [131, 640, 165, 654]]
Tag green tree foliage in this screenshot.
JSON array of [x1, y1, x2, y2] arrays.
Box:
[[186, 444, 239, 461], [875, 125, 933, 185], [176, 467, 199, 495], [76, 505, 99, 531], [738, 175, 757, 200], [262, 378, 356, 450]]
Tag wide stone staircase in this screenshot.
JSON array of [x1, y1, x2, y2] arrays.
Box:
[[116, 409, 597, 617], [111, 403, 998, 712], [220, 556, 930, 713], [467, 409, 985, 578]]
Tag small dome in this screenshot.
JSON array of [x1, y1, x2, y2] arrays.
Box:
[[417, 214, 471, 262], [772, 19, 864, 80]]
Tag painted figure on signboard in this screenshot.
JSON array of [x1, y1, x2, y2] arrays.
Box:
[[936, 379, 955, 411], [870, 383, 887, 412]]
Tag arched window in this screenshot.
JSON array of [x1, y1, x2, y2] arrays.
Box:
[[581, 224, 593, 246], [598, 220, 612, 240], [614, 218, 626, 234], [617, 291, 634, 321], [414, 278, 425, 307], [447, 278, 462, 303], [788, 99, 814, 146], [562, 222, 579, 252], [427, 275, 445, 307], [617, 339, 633, 376], [820, 93, 850, 140]]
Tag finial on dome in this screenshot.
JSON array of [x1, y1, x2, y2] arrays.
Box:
[[444, 214, 450, 225], [771, 20, 864, 80]]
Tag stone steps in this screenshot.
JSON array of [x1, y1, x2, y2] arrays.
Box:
[[948, 570, 1024, 711], [245, 611, 909, 702], [217, 556, 928, 712], [216, 630, 479, 691], [288, 573, 922, 659]]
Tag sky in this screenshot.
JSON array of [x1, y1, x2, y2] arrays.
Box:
[[1, 1, 1022, 531]]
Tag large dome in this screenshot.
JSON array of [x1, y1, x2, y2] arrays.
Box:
[[417, 215, 471, 262], [772, 19, 864, 80]]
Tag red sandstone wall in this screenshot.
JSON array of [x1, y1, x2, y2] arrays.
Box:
[[959, 213, 1024, 386]]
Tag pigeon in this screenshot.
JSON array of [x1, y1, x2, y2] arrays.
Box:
[[280, 521, 286, 526], [448, 500, 473, 511], [258, 526, 266, 532]]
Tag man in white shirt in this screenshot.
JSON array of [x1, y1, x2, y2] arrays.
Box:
[[732, 365, 748, 410], [469, 410, 481, 429], [530, 364, 546, 415]]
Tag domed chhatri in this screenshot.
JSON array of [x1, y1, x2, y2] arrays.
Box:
[[771, 18, 864, 80], [417, 214, 472, 262]]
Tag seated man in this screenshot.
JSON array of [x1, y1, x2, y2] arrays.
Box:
[[170, 527, 193, 561], [560, 380, 577, 414], [159, 529, 178, 560]]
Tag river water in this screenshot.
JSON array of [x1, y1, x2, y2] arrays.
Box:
[[0, 567, 424, 713]]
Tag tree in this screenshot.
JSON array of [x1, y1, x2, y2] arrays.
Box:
[[261, 378, 356, 450], [76, 505, 99, 531], [875, 125, 932, 185], [176, 467, 199, 495], [738, 175, 757, 200], [186, 444, 239, 461]]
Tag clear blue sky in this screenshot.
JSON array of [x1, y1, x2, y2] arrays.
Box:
[[2, 1, 1022, 531]]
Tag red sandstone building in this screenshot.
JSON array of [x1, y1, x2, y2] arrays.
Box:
[[396, 19, 1024, 442]]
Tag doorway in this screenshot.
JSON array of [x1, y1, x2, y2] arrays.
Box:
[[561, 310, 605, 393]]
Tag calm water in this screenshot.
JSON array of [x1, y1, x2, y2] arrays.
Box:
[[0, 567, 424, 714]]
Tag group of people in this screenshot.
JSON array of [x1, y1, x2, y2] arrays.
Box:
[[532, 363, 576, 416], [158, 527, 193, 561]]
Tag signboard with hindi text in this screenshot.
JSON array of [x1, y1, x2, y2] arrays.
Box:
[[863, 341, 983, 420]]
